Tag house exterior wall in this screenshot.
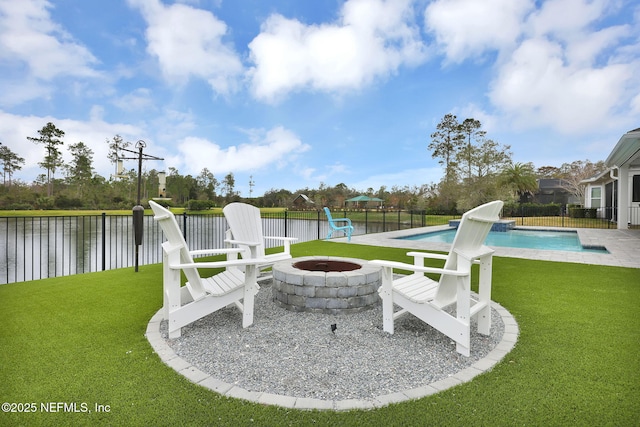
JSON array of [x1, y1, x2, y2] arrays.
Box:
[[628, 168, 640, 226], [585, 167, 640, 225]]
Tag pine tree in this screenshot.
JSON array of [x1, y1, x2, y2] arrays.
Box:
[[27, 122, 65, 196]]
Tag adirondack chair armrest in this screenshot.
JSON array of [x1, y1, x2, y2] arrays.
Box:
[[168, 257, 268, 271], [224, 238, 261, 247], [453, 245, 495, 262], [263, 236, 298, 242], [369, 260, 468, 277], [406, 251, 449, 262], [264, 236, 297, 252], [189, 248, 245, 257]]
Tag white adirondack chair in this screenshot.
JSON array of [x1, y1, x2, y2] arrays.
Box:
[[150, 201, 263, 338], [369, 200, 503, 357], [223, 202, 297, 281]]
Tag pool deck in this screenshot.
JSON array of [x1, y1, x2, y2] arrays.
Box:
[[342, 226, 640, 269]]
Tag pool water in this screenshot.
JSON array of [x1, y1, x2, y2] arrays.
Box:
[[400, 229, 609, 253]]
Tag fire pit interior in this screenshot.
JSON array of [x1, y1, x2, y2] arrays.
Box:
[[292, 259, 361, 272], [272, 256, 382, 314]]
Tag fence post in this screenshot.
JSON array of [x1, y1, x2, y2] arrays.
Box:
[[284, 210, 288, 237], [101, 213, 106, 271], [317, 210, 321, 240], [383, 210, 386, 232], [182, 212, 187, 240], [365, 209, 368, 234]]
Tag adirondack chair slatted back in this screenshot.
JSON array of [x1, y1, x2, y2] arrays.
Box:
[[434, 200, 503, 306], [149, 201, 206, 299], [223, 203, 266, 259]]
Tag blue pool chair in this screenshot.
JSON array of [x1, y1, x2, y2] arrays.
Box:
[[323, 207, 354, 242]]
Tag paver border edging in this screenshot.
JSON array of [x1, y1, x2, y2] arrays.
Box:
[[145, 301, 519, 411]]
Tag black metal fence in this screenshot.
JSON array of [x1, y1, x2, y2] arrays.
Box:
[[0, 209, 436, 285], [501, 205, 623, 229], [0, 206, 633, 285]]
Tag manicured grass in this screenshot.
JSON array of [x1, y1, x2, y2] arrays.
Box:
[[1, 241, 639, 426]]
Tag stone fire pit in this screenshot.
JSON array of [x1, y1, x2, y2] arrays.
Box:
[[272, 256, 382, 314]]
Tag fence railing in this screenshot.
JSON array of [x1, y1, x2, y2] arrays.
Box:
[[0, 206, 632, 285]]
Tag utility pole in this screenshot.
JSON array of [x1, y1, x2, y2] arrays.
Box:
[[249, 175, 255, 198], [119, 140, 163, 272]]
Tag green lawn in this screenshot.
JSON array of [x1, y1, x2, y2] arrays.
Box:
[[1, 241, 638, 426]]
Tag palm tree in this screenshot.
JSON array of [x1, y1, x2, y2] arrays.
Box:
[[500, 162, 538, 203]]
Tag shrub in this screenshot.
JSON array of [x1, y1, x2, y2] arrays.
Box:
[[55, 195, 84, 209], [502, 202, 562, 217], [569, 207, 598, 218], [187, 199, 215, 211]]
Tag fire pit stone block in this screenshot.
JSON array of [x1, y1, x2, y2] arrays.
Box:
[[272, 256, 382, 314]]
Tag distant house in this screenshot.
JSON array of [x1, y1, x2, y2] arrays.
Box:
[[581, 128, 640, 229], [292, 194, 314, 209], [534, 179, 580, 205]]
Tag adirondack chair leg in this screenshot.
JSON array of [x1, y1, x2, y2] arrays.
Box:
[[242, 264, 259, 328], [379, 266, 395, 334], [476, 255, 493, 335], [164, 251, 184, 339], [456, 262, 472, 357]]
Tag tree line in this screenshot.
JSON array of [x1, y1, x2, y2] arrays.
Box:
[[0, 119, 605, 212]]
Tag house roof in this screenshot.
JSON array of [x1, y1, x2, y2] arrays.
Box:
[[537, 178, 570, 190], [292, 194, 314, 204], [605, 127, 640, 168], [580, 168, 613, 185], [346, 195, 384, 202]]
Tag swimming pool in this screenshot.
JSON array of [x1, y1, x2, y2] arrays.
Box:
[[399, 228, 609, 253]]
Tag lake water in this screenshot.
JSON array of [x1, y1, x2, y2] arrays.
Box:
[[0, 215, 391, 285]]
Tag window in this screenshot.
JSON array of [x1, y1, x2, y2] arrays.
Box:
[[634, 175, 640, 202], [591, 187, 601, 208]]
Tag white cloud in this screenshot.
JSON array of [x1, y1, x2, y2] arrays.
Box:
[[0, 0, 99, 80], [424, 0, 534, 63], [527, 0, 609, 37], [490, 38, 629, 132], [127, 0, 243, 95], [247, 0, 427, 102], [172, 126, 311, 176], [488, 0, 639, 135], [113, 88, 156, 112], [0, 0, 100, 106], [425, 0, 640, 135]]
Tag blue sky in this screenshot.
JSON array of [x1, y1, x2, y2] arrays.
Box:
[[1, 0, 639, 197]]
